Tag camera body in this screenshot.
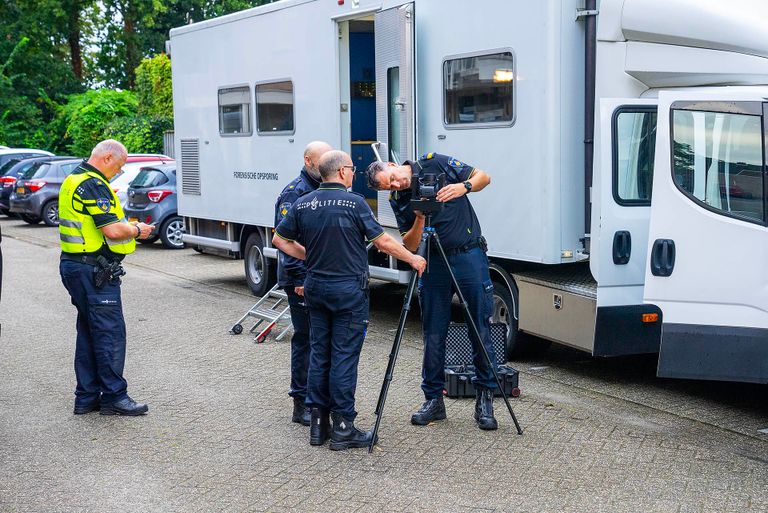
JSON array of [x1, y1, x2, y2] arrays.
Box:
[[409, 162, 446, 214]]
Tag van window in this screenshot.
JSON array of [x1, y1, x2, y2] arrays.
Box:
[[672, 109, 765, 223], [613, 108, 657, 206], [256, 80, 294, 134], [443, 51, 514, 127], [218, 86, 252, 136]]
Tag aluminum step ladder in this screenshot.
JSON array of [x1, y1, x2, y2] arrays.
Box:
[[230, 284, 293, 343]]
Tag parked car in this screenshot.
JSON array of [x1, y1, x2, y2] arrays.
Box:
[[9, 158, 82, 226], [0, 148, 53, 169], [0, 156, 75, 216], [123, 164, 183, 249], [110, 158, 174, 208]]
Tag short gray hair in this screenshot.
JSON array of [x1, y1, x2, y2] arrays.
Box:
[[91, 139, 127, 161], [365, 161, 387, 190], [318, 150, 348, 180]]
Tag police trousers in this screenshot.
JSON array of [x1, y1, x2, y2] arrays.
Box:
[[303, 274, 369, 420], [59, 259, 129, 406], [419, 245, 498, 398], [285, 287, 310, 400]]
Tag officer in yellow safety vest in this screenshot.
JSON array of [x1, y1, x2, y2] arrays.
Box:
[[59, 139, 155, 416]]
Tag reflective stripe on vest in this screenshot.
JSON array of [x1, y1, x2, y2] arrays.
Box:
[[58, 168, 136, 255]]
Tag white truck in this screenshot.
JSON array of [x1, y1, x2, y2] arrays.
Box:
[[169, 0, 768, 383]]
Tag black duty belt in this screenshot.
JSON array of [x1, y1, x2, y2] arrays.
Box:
[[61, 253, 108, 266], [442, 236, 487, 257]]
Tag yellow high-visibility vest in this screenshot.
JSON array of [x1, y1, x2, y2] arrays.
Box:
[[59, 167, 136, 255]]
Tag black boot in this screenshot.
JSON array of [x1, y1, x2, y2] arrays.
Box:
[[329, 412, 375, 451], [474, 387, 498, 430], [410, 396, 447, 426], [309, 408, 330, 446], [292, 397, 311, 426]]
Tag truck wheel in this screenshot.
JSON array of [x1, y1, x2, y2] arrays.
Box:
[[159, 215, 185, 250], [492, 279, 530, 360], [42, 200, 59, 227], [20, 213, 41, 225], [244, 231, 275, 296]]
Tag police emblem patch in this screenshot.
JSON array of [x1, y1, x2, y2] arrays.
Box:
[[279, 202, 291, 218], [96, 198, 111, 212]]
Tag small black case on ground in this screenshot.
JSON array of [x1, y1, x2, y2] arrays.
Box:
[[444, 364, 520, 399], [443, 322, 521, 398]]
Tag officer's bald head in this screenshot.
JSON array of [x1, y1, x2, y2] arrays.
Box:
[[304, 141, 332, 180]]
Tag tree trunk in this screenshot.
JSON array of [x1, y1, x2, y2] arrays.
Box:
[[67, 0, 83, 79], [123, 2, 139, 88]]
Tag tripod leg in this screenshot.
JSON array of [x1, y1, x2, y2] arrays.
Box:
[[369, 258, 421, 452], [431, 233, 523, 435]]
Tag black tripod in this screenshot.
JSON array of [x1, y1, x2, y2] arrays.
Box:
[[369, 213, 523, 452]]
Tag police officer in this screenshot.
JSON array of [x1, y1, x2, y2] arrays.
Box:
[[274, 141, 332, 426], [365, 153, 499, 430], [59, 140, 154, 416], [273, 150, 426, 450]]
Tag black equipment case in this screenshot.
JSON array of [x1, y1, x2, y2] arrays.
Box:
[[443, 323, 521, 399]]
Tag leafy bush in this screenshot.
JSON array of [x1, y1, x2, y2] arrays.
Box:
[[104, 115, 172, 154], [52, 89, 138, 156]]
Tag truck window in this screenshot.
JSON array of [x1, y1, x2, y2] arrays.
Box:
[[672, 109, 765, 223], [255, 80, 294, 134], [613, 107, 657, 206], [218, 86, 252, 136], [443, 51, 514, 127]]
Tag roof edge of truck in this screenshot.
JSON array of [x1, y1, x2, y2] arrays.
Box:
[[169, 0, 315, 38]]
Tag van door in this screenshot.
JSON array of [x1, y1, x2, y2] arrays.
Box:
[[374, 2, 415, 227], [590, 98, 662, 356], [646, 91, 768, 383]]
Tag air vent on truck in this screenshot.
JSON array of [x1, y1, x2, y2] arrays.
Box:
[[180, 139, 201, 195]]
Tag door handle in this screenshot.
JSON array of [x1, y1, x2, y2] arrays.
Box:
[[650, 239, 676, 277], [612, 230, 631, 265]]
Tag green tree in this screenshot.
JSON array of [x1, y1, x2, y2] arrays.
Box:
[[97, 0, 275, 89], [134, 53, 173, 118]]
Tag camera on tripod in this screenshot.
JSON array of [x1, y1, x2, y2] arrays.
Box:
[[410, 165, 446, 214]]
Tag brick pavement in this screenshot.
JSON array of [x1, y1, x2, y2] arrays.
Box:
[[1, 218, 767, 513]]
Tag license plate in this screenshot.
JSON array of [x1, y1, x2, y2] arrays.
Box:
[[128, 217, 138, 223], [16, 187, 24, 194]]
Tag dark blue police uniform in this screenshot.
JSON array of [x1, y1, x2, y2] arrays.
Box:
[[275, 183, 384, 420], [274, 167, 320, 403], [59, 163, 129, 409], [391, 153, 498, 398]]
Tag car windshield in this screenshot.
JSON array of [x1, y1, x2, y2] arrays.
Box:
[[131, 169, 168, 188], [21, 162, 51, 179]]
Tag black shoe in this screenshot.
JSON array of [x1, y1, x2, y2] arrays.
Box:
[[100, 397, 149, 416], [73, 402, 100, 415], [292, 397, 311, 426], [410, 397, 447, 426], [309, 408, 330, 446], [474, 387, 498, 431], [329, 412, 375, 451]]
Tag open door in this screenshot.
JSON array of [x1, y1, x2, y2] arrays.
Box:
[[374, 2, 415, 227], [646, 91, 768, 383], [590, 98, 662, 356]]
